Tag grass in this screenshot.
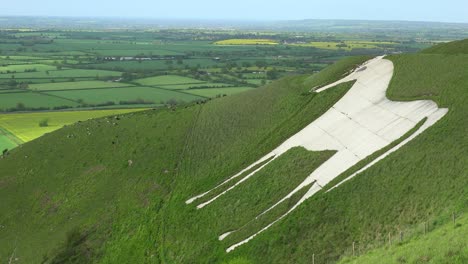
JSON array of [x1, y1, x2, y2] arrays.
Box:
[[6, 42, 466, 264], [338, 213, 468, 264], [422, 39, 468, 54], [0, 134, 18, 151], [0, 55, 366, 263], [0, 63, 57, 73], [44, 86, 203, 105], [89, 59, 220, 71], [158, 83, 234, 90], [160, 81, 357, 263], [222, 183, 310, 247], [0, 34, 460, 264], [0, 108, 146, 142], [304, 55, 372, 88], [214, 39, 279, 45], [324, 117, 427, 191], [29, 80, 134, 91], [0, 108, 197, 263], [185, 87, 254, 97], [0, 69, 122, 79], [0, 92, 78, 110], [134, 75, 205, 86], [292, 41, 397, 50], [191, 147, 334, 249], [226, 45, 468, 264]]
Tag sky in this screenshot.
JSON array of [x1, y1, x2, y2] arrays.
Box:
[[2, 0, 468, 23]]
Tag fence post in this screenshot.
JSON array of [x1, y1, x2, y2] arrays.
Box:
[[453, 212, 456, 225], [352, 241, 355, 256], [312, 253, 315, 264], [424, 221, 427, 235], [400, 231, 403, 242], [388, 232, 391, 247]]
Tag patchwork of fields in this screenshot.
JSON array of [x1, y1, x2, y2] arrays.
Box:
[[0, 29, 429, 152], [214, 39, 279, 45], [292, 41, 398, 50]]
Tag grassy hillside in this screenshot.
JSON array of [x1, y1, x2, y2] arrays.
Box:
[[1, 39, 467, 264], [422, 39, 468, 54], [338, 213, 468, 264], [225, 42, 468, 264], [0, 56, 368, 263]]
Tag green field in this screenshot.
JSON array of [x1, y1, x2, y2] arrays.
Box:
[[294, 41, 397, 50], [44, 86, 204, 104], [134, 75, 206, 86], [185, 87, 254, 97], [0, 109, 146, 143], [0, 69, 122, 79], [215, 39, 279, 45], [29, 80, 134, 91], [0, 131, 19, 151], [0, 92, 78, 110], [0, 63, 57, 73], [158, 82, 234, 90]]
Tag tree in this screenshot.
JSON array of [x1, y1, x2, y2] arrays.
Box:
[[266, 68, 279, 80], [18, 82, 29, 89], [166, 98, 178, 107], [16, 102, 25, 110], [255, 60, 267, 68], [39, 118, 49, 127]]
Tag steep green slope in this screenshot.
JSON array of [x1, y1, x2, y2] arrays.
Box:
[[422, 38, 468, 54], [2, 39, 467, 264], [338, 214, 468, 264], [225, 44, 468, 264], [0, 56, 369, 263], [0, 108, 197, 263]]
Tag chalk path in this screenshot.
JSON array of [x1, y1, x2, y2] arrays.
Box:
[[186, 56, 448, 252]]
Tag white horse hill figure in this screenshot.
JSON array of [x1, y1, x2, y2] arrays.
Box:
[[186, 56, 448, 252]]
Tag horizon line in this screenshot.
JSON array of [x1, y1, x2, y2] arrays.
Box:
[[1, 15, 468, 25]]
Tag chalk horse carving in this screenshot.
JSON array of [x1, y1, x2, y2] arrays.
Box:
[[186, 56, 448, 252]]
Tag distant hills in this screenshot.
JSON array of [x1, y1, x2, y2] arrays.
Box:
[[1, 16, 468, 35]]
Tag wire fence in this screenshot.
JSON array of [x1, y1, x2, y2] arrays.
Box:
[[311, 211, 464, 263]]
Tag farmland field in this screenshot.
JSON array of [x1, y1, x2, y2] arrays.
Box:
[[0, 92, 78, 110], [0, 63, 57, 73], [158, 82, 234, 90], [293, 41, 398, 50], [134, 75, 206, 86], [0, 108, 145, 143], [185, 87, 254, 97], [0, 69, 122, 79], [0, 135, 17, 151], [0, 27, 435, 151], [215, 39, 279, 45], [29, 80, 133, 91], [44, 86, 204, 104]]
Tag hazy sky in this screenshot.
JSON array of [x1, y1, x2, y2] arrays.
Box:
[[2, 0, 468, 23]]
